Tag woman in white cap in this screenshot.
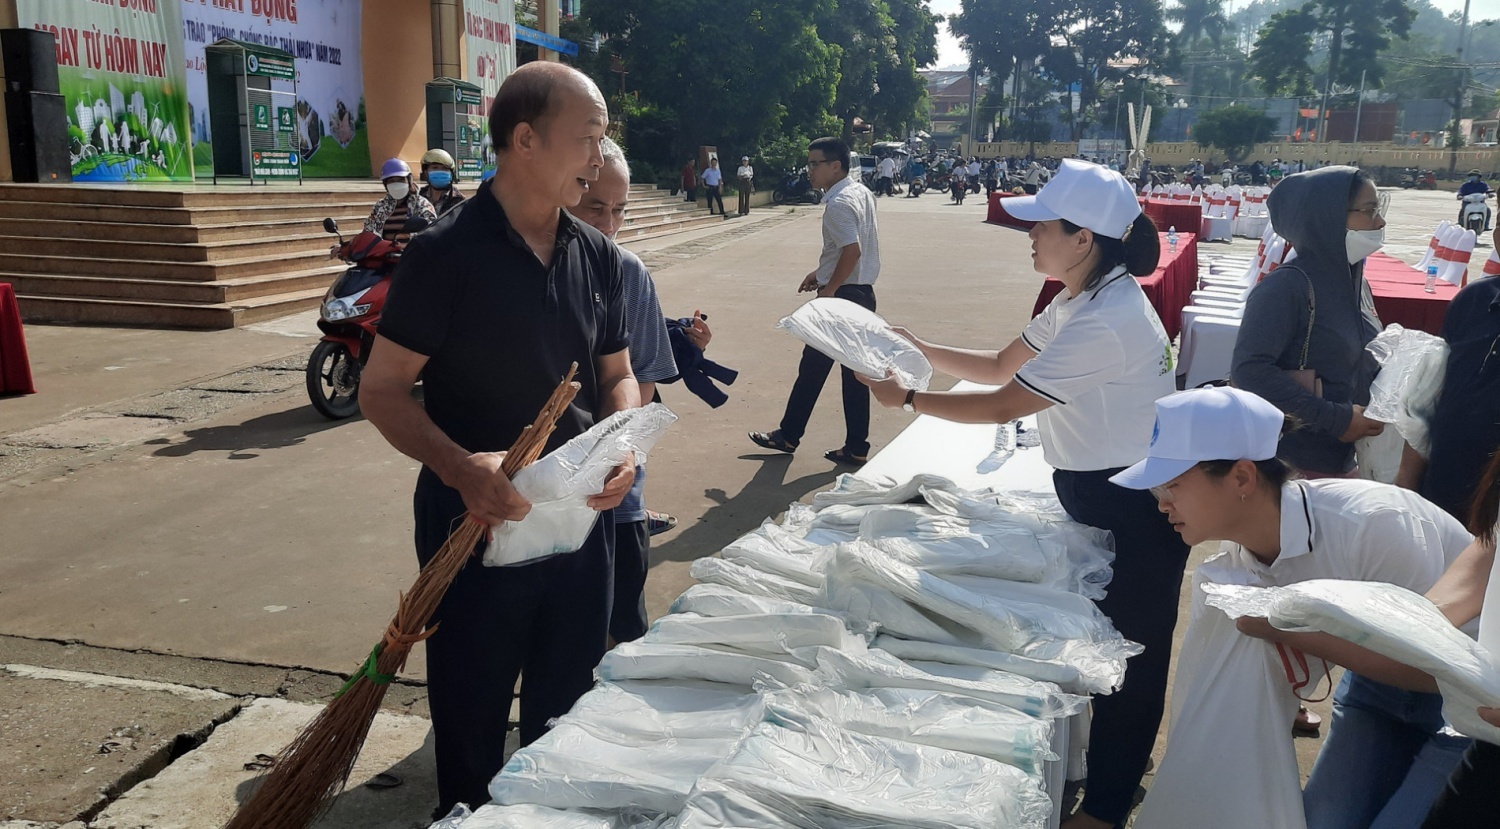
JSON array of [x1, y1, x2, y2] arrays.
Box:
[[862, 158, 1181, 829], [1111, 387, 1473, 829]]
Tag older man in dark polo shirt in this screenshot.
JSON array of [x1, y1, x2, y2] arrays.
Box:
[[360, 62, 639, 816]]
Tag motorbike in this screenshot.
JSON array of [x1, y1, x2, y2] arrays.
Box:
[[306, 216, 427, 419], [772, 169, 822, 205], [950, 176, 967, 205], [1460, 192, 1492, 236], [1400, 168, 1437, 190], [907, 174, 926, 197]]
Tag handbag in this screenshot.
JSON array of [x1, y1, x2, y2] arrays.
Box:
[[1283, 264, 1323, 397]]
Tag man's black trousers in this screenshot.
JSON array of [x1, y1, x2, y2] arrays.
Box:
[[414, 468, 613, 815]]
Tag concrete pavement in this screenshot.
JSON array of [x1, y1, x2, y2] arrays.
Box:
[[0, 185, 1470, 825]]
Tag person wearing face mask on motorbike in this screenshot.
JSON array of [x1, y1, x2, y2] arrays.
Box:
[[363, 158, 437, 244], [1231, 167, 1386, 480], [419, 148, 467, 217]]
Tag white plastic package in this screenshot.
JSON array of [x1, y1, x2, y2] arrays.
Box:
[[1362, 324, 1448, 456], [486, 404, 677, 566], [452, 804, 666, 829], [858, 507, 1050, 583], [1132, 558, 1306, 829], [872, 634, 1092, 693], [668, 583, 828, 618], [814, 645, 1086, 719], [762, 685, 1058, 774], [820, 563, 980, 647], [1204, 578, 1500, 744], [810, 472, 962, 508], [673, 717, 1051, 829], [775, 297, 933, 390], [596, 640, 820, 689], [488, 681, 763, 815], [689, 556, 822, 606], [718, 522, 834, 588], [644, 612, 870, 655]]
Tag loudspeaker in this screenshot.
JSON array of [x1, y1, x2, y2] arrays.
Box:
[[6, 91, 72, 183], [1, 29, 61, 94]]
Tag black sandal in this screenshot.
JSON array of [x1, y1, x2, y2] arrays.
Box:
[[749, 430, 798, 454], [824, 448, 869, 466]]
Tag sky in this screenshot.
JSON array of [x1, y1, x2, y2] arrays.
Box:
[[925, 0, 1486, 71]]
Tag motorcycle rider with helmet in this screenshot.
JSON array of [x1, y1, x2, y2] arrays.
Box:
[[419, 148, 467, 216], [363, 158, 436, 244], [1458, 169, 1493, 231]]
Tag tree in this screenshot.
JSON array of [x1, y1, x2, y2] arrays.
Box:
[[816, 0, 940, 141], [1193, 104, 1276, 161], [1044, 0, 1171, 141], [1167, 0, 1229, 47], [948, 0, 1054, 141], [1249, 0, 1417, 98]]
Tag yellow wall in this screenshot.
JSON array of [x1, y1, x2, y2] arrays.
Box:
[[971, 140, 1500, 170], [361, 0, 436, 176]]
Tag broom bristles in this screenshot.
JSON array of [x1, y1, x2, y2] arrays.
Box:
[[224, 366, 580, 829]]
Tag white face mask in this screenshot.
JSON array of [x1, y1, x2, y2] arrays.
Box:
[[1345, 227, 1384, 264], [385, 181, 410, 200]]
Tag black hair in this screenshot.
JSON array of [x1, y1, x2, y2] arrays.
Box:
[[1059, 212, 1161, 290], [1348, 170, 1376, 203], [809, 136, 852, 172], [1198, 457, 1298, 491]]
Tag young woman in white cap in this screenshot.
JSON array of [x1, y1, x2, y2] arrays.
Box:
[[1111, 387, 1473, 829], [863, 158, 1181, 829]]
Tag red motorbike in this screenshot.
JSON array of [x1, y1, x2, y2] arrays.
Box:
[[306, 217, 423, 419]]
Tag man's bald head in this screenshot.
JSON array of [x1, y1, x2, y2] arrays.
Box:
[[489, 62, 603, 153]]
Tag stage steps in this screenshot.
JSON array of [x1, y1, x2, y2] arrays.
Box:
[[0, 181, 723, 329]]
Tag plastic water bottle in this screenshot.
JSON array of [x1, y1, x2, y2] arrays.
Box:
[[1424, 264, 1439, 294], [1167, 226, 1178, 253]]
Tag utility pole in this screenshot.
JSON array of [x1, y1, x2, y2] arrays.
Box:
[[1448, 0, 1472, 179], [1352, 69, 1366, 145], [968, 64, 979, 154]]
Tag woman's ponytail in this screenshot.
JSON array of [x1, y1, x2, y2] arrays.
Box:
[[1123, 213, 1161, 276]]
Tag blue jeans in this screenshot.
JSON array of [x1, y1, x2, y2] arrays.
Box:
[[1303, 672, 1472, 829]]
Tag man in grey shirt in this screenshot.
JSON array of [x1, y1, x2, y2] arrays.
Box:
[[750, 136, 881, 465]]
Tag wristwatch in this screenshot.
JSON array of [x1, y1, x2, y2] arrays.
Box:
[[902, 389, 917, 413]]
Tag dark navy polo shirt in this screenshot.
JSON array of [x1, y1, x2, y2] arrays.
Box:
[[379, 180, 629, 467], [1422, 276, 1500, 521]]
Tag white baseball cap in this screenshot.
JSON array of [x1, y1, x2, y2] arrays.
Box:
[[1109, 387, 1285, 490], [1004, 158, 1143, 239]]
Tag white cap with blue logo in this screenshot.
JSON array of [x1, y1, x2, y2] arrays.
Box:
[[1109, 387, 1285, 490]]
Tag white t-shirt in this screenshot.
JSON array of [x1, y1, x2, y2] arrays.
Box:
[[968, 161, 981, 176], [1016, 267, 1174, 471], [815, 177, 880, 287], [1220, 480, 1472, 592], [877, 157, 896, 178], [1480, 531, 1500, 656]]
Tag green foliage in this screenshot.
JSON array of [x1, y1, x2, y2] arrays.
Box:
[[1249, 0, 1416, 96], [1250, 6, 1319, 96], [1193, 104, 1276, 161], [1446, 120, 1466, 150]]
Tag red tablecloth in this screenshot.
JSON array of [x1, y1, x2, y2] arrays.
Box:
[[1362, 252, 1458, 336], [0, 283, 36, 395], [1140, 199, 1203, 238], [985, 191, 1035, 231], [1031, 232, 1199, 339]]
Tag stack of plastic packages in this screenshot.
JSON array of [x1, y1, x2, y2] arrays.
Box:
[[440, 474, 1141, 829]]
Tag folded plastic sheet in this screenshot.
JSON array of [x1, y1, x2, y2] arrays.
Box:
[[596, 641, 820, 689], [762, 685, 1058, 775], [448, 803, 667, 829], [872, 634, 1093, 694], [775, 297, 934, 390], [820, 564, 980, 647], [644, 612, 870, 656], [668, 583, 830, 618], [810, 472, 964, 508], [673, 717, 1051, 829], [486, 405, 677, 566], [859, 507, 1050, 583], [718, 522, 834, 588], [688, 556, 822, 606], [1205, 578, 1500, 744], [829, 542, 1135, 673], [813, 645, 1086, 719], [1363, 324, 1448, 456], [487, 682, 764, 814]]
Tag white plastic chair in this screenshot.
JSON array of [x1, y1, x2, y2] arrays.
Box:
[[1438, 229, 1477, 286], [1482, 247, 1500, 279], [1178, 315, 1243, 388], [1413, 221, 1453, 273]]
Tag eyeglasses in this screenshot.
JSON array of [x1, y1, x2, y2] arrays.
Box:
[[807, 159, 839, 167], [1149, 464, 1202, 503], [1347, 192, 1391, 221]]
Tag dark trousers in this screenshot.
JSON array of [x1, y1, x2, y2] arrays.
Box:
[[683, 185, 696, 203], [778, 283, 875, 457], [738, 179, 752, 215], [876, 175, 893, 196], [610, 518, 650, 642], [705, 184, 724, 214], [415, 469, 614, 814], [1054, 468, 1191, 827], [1422, 740, 1500, 827]]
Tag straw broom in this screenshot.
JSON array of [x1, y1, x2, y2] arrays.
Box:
[[224, 364, 581, 829]]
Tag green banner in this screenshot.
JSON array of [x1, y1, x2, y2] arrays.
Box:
[[252, 150, 300, 180], [253, 103, 271, 132], [17, 0, 194, 181], [277, 107, 295, 134], [245, 49, 296, 81]]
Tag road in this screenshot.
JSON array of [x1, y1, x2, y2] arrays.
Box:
[[0, 184, 1486, 826]]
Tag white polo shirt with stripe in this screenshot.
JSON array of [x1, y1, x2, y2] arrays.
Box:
[[816, 177, 880, 287], [1016, 266, 1174, 471]]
